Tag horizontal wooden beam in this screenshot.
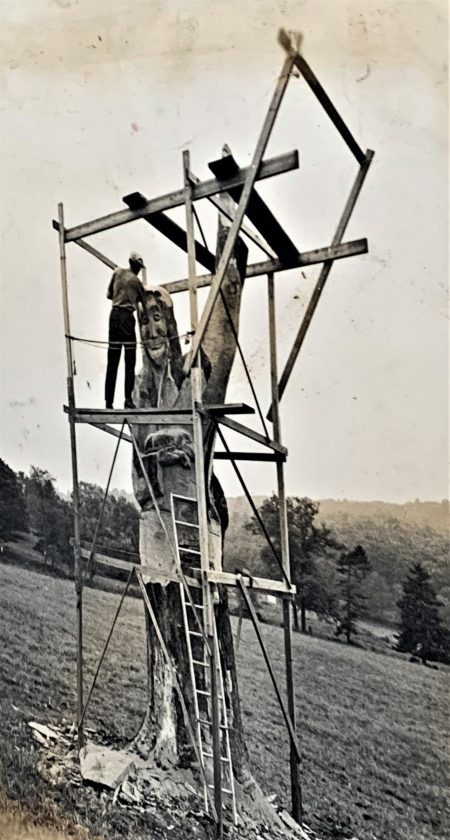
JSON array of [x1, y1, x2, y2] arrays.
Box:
[[164, 238, 368, 295], [80, 546, 293, 595], [199, 403, 255, 416], [80, 546, 151, 576], [63, 150, 299, 242], [64, 406, 193, 425], [209, 152, 299, 263], [122, 192, 216, 272], [208, 569, 295, 596], [214, 451, 283, 462], [67, 403, 254, 426], [213, 415, 288, 456]]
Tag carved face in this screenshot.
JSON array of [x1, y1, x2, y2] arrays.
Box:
[[143, 294, 169, 366]]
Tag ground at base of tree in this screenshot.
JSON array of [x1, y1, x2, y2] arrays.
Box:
[[1, 563, 449, 840]]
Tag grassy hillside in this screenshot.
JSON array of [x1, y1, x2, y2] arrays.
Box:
[[1, 562, 449, 840]]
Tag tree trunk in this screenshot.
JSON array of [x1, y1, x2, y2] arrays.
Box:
[[300, 596, 307, 634], [293, 602, 300, 633], [130, 205, 251, 783]]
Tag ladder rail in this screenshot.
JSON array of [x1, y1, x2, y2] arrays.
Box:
[[179, 580, 209, 812], [214, 618, 238, 824], [171, 492, 237, 826]]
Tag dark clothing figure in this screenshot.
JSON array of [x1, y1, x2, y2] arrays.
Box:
[[105, 307, 137, 407], [104, 253, 148, 409]]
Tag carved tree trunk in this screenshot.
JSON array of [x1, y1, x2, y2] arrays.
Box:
[[131, 212, 251, 784]]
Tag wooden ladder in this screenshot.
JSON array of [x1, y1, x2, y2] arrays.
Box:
[[170, 493, 237, 826]]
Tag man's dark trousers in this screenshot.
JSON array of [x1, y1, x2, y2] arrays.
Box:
[[105, 307, 136, 406]]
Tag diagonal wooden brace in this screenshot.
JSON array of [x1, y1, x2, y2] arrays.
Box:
[[267, 150, 374, 421], [184, 53, 296, 374]]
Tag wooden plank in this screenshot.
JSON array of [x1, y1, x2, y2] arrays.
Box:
[[208, 153, 299, 263], [80, 546, 294, 595], [185, 54, 296, 373], [80, 546, 152, 576], [63, 151, 299, 242], [268, 152, 374, 420], [278, 29, 365, 165], [69, 404, 254, 425], [163, 238, 368, 295], [65, 406, 193, 425], [214, 415, 287, 455], [199, 403, 255, 416], [213, 451, 282, 462], [199, 570, 296, 596], [122, 192, 216, 272]]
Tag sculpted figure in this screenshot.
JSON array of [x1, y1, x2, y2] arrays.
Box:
[[130, 213, 250, 776]]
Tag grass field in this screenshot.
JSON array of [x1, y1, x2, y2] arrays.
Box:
[[0, 562, 449, 840]]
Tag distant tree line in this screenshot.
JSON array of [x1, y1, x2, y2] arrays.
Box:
[[0, 457, 139, 578]]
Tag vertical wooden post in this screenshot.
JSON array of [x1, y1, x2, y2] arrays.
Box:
[[183, 153, 223, 838], [267, 272, 303, 823], [57, 203, 84, 750]]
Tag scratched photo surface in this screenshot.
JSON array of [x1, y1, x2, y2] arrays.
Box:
[[0, 2, 448, 840]]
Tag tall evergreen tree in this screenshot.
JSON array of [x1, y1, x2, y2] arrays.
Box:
[[0, 458, 27, 540], [396, 562, 448, 664], [336, 545, 370, 644]]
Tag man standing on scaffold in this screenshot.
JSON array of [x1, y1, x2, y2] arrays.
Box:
[[104, 251, 148, 410]]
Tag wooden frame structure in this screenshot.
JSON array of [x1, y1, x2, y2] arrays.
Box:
[[55, 30, 373, 838]]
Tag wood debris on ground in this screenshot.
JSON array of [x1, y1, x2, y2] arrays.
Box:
[[27, 719, 362, 840]]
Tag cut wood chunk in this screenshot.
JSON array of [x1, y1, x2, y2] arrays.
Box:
[[28, 721, 61, 741], [79, 743, 135, 789]]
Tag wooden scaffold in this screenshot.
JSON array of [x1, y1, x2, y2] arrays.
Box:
[[55, 30, 374, 838]]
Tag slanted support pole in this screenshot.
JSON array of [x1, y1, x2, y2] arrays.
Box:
[[267, 272, 303, 823], [185, 52, 296, 374], [237, 577, 301, 762], [278, 29, 366, 165], [57, 202, 84, 750]]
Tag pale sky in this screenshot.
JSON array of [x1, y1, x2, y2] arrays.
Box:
[[0, 0, 448, 502]]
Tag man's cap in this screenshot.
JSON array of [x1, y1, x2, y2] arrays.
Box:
[[129, 250, 145, 267]]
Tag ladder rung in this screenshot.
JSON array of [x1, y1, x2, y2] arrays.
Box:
[[208, 784, 233, 795], [193, 660, 209, 667], [186, 602, 204, 610], [203, 751, 230, 764], [189, 631, 203, 638], [198, 718, 229, 731], [179, 547, 201, 555], [172, 494, 197, 503], [175, 519, 199, 529], [196, 689, 224, 700]]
